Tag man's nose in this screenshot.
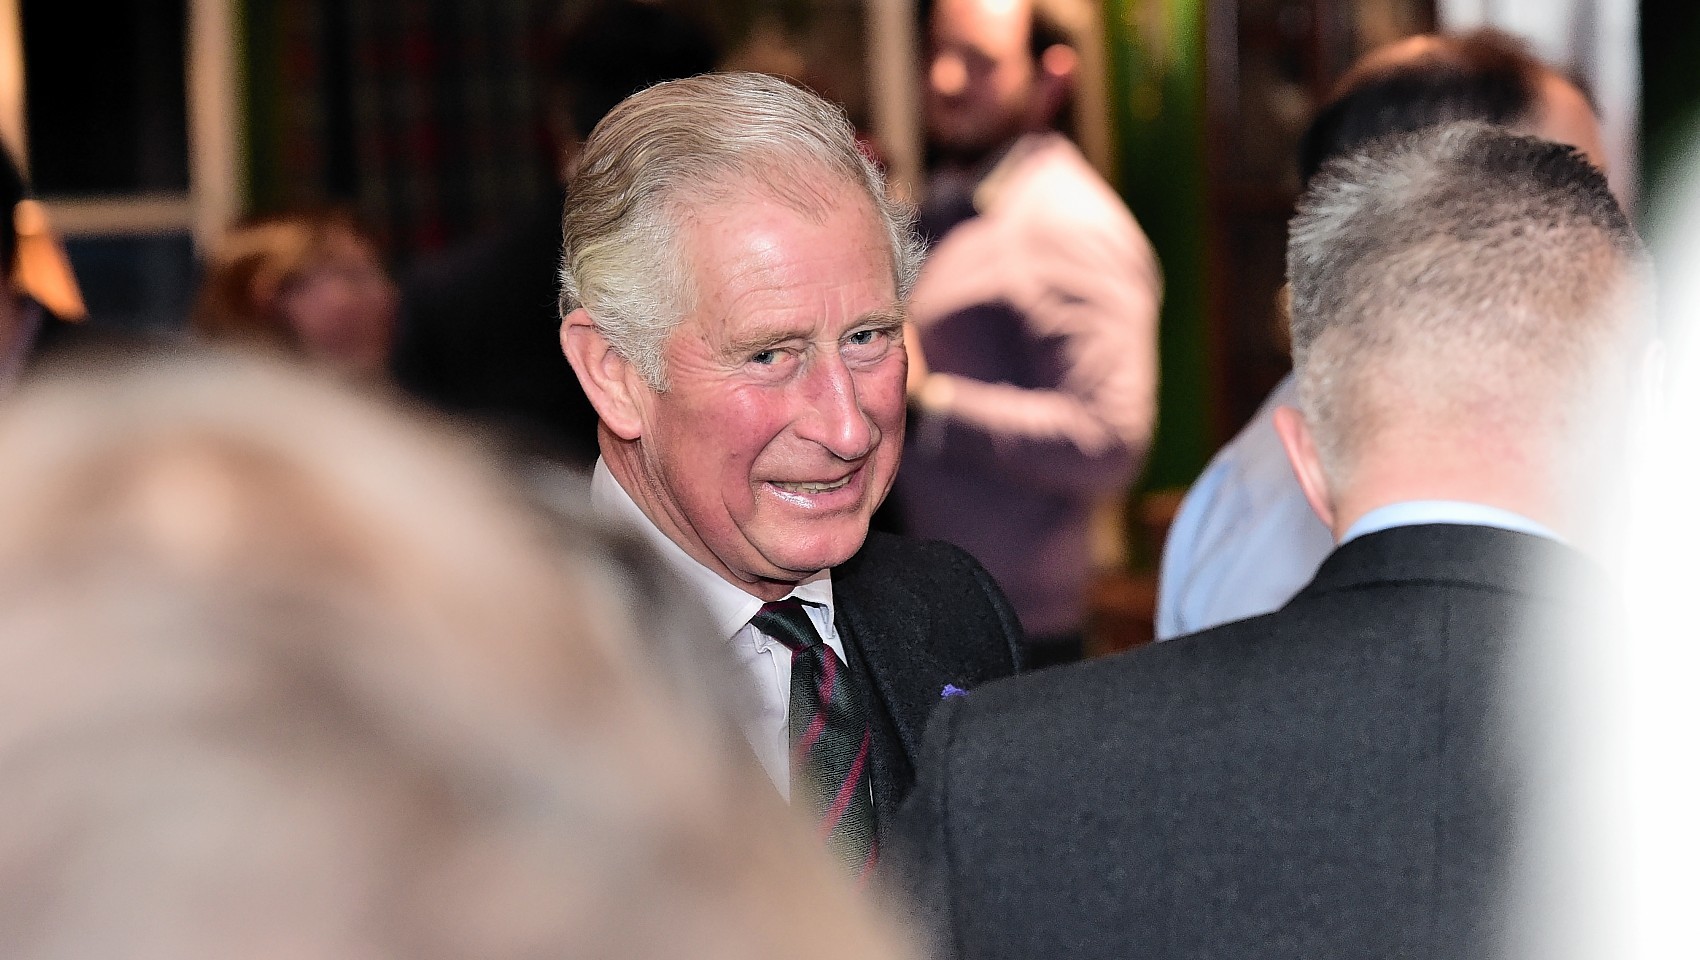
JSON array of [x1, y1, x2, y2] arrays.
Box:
[[796, 354, 877, 461], [931, 52, 968, 98]]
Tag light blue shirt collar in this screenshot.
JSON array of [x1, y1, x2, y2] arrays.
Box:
[[1339, 500, 1563, 546]]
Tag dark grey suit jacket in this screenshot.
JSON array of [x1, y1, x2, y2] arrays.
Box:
[[835, 531, 1025, 839], [894, 523, 1591, 960]]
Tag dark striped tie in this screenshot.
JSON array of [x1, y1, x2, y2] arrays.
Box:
[[751, 598, 877, 875]]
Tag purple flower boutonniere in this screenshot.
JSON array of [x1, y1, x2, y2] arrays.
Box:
[[941, 684, 968, 699]]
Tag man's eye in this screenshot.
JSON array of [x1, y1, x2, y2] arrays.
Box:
[[751, 349, 778, 365], [844, 328, 896, 359]]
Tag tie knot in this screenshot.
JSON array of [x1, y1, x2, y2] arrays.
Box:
[[751, 598, 824, 653]]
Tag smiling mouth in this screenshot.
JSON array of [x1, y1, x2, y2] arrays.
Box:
[[770, 476, 852, 495]]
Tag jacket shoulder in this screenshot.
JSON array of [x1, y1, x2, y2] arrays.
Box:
[[841, 534, 1010, 617], [837, 532, 1025, 673], [842, 530, 981, 578]]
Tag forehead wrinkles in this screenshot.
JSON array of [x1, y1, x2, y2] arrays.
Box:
[[677, 189, 894, 319], [704, 257, 898, 365], [667, 158, 857, 228]]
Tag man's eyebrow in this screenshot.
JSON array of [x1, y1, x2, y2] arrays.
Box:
[[720, 328, 800, 358], [855, 307, 907, 328], [719, 308, 907, 358]]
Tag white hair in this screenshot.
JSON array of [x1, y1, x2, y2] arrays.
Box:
[[559, 71, 924, 390]]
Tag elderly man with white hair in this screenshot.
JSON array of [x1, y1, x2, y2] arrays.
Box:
[[558, 72, 1024, 877]]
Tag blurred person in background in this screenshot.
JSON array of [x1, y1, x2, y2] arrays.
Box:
[[560, 72, 1023, 875], [394, 0, 719, 469], [0, 348, 920, 960], [0, 140, 86, 386], [192, 211, 397, 379], [1157, 29, 1608, 641], [896, 0, 1160, 668], [894, 124, 1648, 960]]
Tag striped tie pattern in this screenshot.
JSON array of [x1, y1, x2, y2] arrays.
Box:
[[751, 598, 877, 876]]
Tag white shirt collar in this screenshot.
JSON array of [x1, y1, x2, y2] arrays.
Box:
[[590, 458, 836, 641]]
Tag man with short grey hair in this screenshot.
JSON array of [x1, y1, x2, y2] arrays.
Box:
[[1157, 29, 1611, 640], [560, 72, 1023, 875], [1277, 129, 1639, 515], [894, 124, 1647, 959]]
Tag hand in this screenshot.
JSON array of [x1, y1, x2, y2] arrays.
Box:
[[905, 321, 929, 399]]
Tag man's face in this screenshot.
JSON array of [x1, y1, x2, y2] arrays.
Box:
[[623, 182, 907, 597], [927, 0, 1038, 159]]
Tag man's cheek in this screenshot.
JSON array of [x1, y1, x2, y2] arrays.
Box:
[[864, 367, 910, 429], [711, 412, 786, 483]]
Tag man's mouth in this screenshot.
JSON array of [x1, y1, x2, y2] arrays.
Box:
[[770, 476, 852, 495]]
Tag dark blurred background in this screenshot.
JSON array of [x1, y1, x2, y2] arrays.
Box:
[[9, 0, 1695, 642]]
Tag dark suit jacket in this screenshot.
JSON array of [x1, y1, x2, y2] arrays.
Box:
[[834, 531, 1025, 839], [894, 523, 1592, 959]]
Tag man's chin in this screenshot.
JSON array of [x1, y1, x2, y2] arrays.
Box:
[[759, 531, 871, 581]]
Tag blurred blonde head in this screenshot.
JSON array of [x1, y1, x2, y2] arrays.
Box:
[[192, 212, 397, 378], [0, 349, 916, 960]]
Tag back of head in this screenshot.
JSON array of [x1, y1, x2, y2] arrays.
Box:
[[559, 71, 921, 389], [549, 0, 721, 143], [1288, 123, 1647, 486], [1298, 29, 1565, 186], [0, 349, 916, 960]]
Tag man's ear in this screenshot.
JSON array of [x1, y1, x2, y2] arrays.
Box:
[[560, 308, 647, 441], [1271, 404, 1337, 535]]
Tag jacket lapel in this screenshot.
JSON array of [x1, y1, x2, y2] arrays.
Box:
[[835, 567, 958, 828]]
